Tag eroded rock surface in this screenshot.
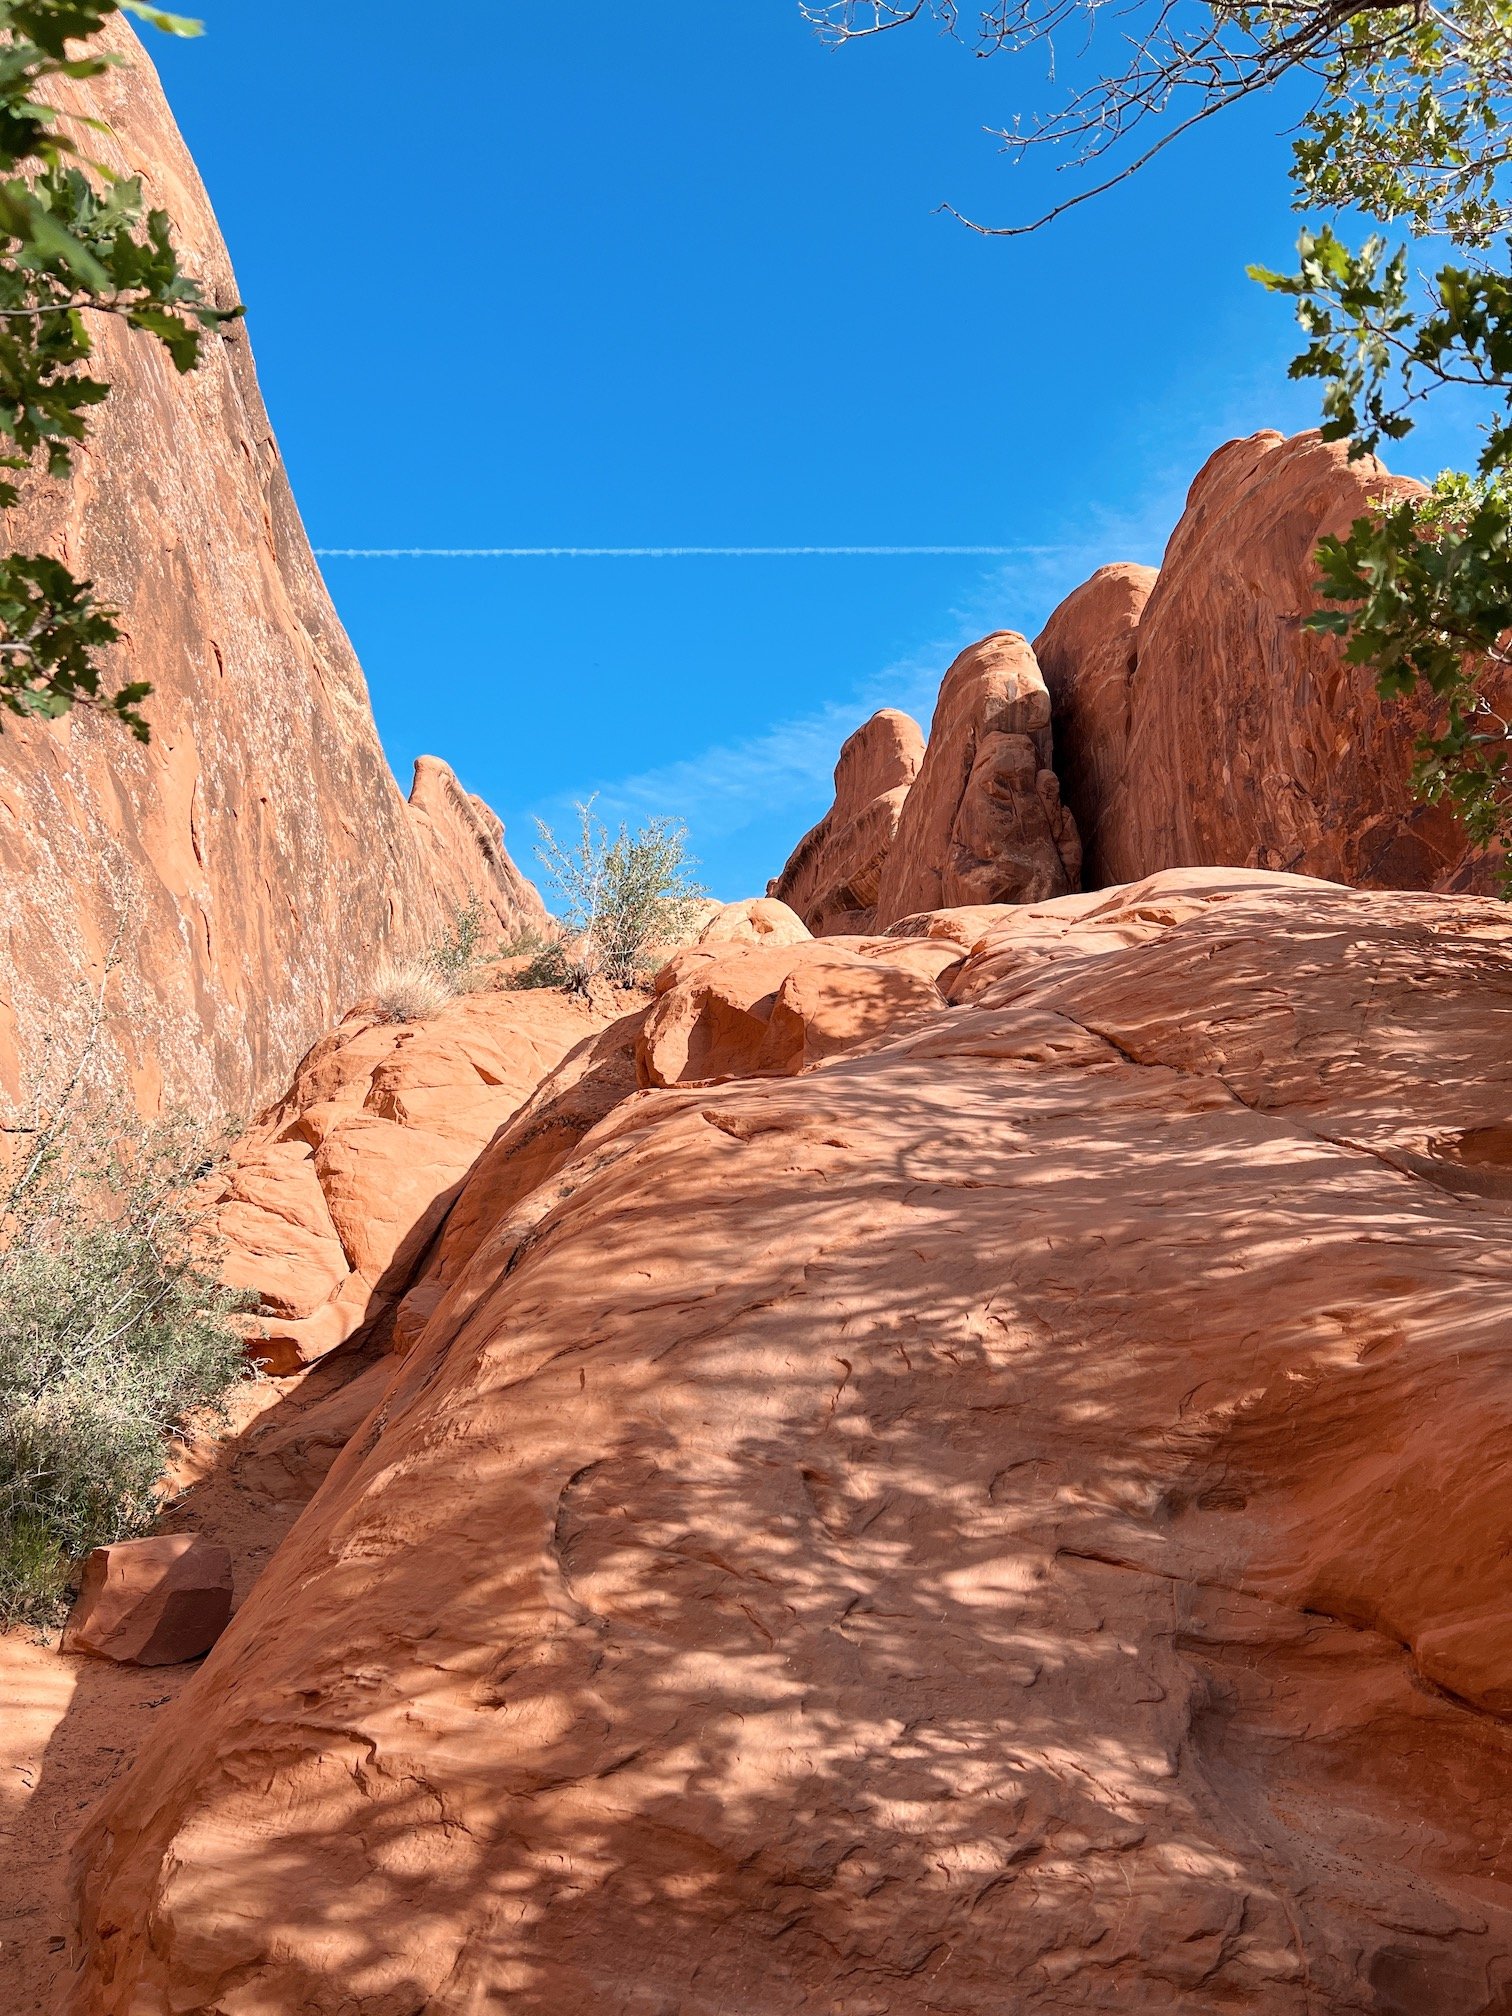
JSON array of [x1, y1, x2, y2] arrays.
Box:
[[873, 632, 1082, 925], [770, 708, 925, 933], [209, 982, 605, 1372], [1036, 429, 1503, 891], [64, 869, 1512, 2014], [0, 23, 544, 1119]]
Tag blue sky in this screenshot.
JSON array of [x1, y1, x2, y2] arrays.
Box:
[[148, 4, 1480, 900]]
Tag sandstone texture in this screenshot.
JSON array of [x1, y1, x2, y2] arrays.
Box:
[[0, 21, 544, 1121], [208, 982, 605, 1373], [637, 935, 947, 1086], [62, 868, 1512, 2014], [1036, 429, 1503, 892], [770, 708, 925, 934], [874, 635, 1081, 925], [61, 1536, 231, 1666]]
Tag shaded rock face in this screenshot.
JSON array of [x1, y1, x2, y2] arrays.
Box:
[[872, 631, 1082, 925], [1030, 561, 1154, 888], [0, 22, 544, 1119], [769, 707, 925, 933], [61, 1536, 231, 1666], [66, 870, 1512, 2015], [1036, 429, 1501, 892]]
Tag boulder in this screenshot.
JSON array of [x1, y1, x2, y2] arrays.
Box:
[[1035, 429, 1506, 891], [872, 632, 1082, 925], [0, 21, 545, 1122], [696, 897, 811, 947], [61, 1536, 232, 1666], [636, 940, 944, 1087], [769, 708, 924, 933], [64, 870, 1512, 2013]]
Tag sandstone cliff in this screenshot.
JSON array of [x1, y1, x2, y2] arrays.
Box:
[[0, 21, 544, 1120], [1035, 429, 1499, 892], [60, 871, 1512, 2014]]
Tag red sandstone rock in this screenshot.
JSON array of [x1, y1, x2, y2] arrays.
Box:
[[1031, 560, 1154, 887], [872, 632, 1081, 925], [696, 896, 811, 946], [0, 24, 544, 1122], [63, 869, 1512, 2013], [636, 939, 944, 1086], [61, 1536, 231, 1666], [1035, 429, 1504, 891], [770, 707, 925, 933], [210, 984, 608, 1370], [391, 1009, 650, 1354]]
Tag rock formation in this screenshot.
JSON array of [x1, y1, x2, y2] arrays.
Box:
[[1036, 429, 1504, 892], [0, 20, 544, 1122], [61, 868, 1512, 2014], [872, 631, 1081, 922], [774, 636, 1082, 937], [769, 708, 924, 933], [781, 431, 1504, 922], [208, 981, 607, 1373]]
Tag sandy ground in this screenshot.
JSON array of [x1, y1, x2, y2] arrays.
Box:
[[0, 1346, 381, 2014]]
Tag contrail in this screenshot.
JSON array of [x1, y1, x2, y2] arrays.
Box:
[[311, 544, 1067, 559]]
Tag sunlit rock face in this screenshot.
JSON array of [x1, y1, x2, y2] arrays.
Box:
[[67, 869, 1512, 2015], [0, 20, 543, 1119], [873, 631, 1082, 924], [1036, 428, 1506, 895], [206, 982, 609, 1373], [770, 707, 925, 935]]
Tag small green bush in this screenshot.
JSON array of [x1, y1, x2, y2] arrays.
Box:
[[513, 938, 575, 990], [533, 800, 706, 987], [431, 894, 488, 987], [0, 1078, 249, 1626]]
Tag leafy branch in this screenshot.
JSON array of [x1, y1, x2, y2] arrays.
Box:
[[0, 0, 238, 740]]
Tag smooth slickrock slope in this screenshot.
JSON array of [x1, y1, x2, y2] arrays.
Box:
[[0, 21, 543, 1119], [1036, 429, 1503, 893], [64, 869, 1512, 2014]]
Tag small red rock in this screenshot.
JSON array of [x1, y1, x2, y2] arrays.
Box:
[[62, 1536, 232, 1667]]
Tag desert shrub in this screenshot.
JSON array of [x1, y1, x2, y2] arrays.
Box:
[[0, 1070, 249, 1626], [368, 956, 454, 1024], [513, 938, 575, 990], [431, 894, 489, 988], [533, 800, 706, 987]]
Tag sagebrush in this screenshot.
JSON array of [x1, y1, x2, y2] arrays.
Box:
[[0, 1052, 248, 1625], [533, 801, 706, 987]]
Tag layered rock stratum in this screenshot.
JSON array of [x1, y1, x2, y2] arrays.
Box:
[[59, 869, 1512, 2015], [0, 21, 543, 1120]]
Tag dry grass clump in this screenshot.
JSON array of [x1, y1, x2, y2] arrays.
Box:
[[369, 897, 508, 1019], [367, 957, 455, 1024]]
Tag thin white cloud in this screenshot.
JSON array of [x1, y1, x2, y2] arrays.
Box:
[[521, 488, 1183, 891]]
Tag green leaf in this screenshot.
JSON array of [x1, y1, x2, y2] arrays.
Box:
[[116, 2, 204, 35]]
